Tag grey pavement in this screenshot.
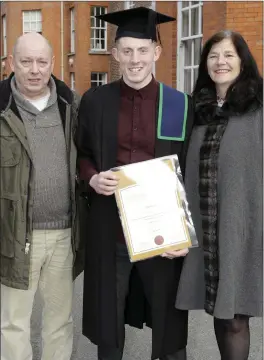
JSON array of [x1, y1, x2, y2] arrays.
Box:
[[31, 273, 263, 360]]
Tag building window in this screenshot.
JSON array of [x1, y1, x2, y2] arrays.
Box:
[[70, 72, 75, 90], [90, 6, 107, 51], [124, 1, 136, 9], [2, 15, 7, 57], [23, 10, 42, 34], [91, 72, 107, 87], [177, 1, 203, 94], [70, 8, 75, 53]]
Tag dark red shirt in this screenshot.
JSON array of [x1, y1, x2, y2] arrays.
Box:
[[79, 77, 159, 242], [79, 77, 158, 180], [117, 77, 158, 166]]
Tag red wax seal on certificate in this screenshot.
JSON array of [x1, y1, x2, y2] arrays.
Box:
[[154, 235, 164, 245]]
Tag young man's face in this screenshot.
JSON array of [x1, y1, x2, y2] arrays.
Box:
[[113, 37, 161, 89]]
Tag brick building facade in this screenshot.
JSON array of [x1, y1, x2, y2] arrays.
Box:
[[0, 1, 263, 94], [153, 1, 263, 90], [0, 1, 111, 94]]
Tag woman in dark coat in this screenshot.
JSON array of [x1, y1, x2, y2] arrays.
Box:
[[176, 30, 263, 360]]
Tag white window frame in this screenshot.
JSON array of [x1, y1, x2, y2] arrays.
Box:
[[91, 72, 107, 87], [22, 10, 42, 34], [70, 72, 75, 91], [2, 15, 7, 57], [177, 1, 203, 94], [70, 8, 75, 53], [90, 6, 107, 51], [124, 1, 154, 10], [124, 1, 136, 9]]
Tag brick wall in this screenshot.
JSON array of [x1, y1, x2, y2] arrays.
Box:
[[203, 1, 263, 74], [226, 1, 263, 74], [73, 1, 110, 94], [1, 1, 262, 90], [156, 1, 177, 87], [203, 2, 227, 42], [154, 1, 263, 88], [63, 2, 73, 89], [0, 1, 111, 94], [0, 2, 64, 79], [108, 1, 123, 82], [1, 2, 63, 78]]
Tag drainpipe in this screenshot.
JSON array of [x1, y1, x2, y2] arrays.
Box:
[[60, 1, 64, 80]]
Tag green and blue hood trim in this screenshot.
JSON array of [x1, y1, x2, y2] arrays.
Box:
[[157, 82, 188, 141]]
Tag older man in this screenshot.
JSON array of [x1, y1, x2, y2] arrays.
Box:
[[0, 32, 81, 360]]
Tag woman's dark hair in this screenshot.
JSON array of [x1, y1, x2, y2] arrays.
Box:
[[193, 30, 263, 117]]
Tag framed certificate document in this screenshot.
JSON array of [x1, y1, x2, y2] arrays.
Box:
[[113, 155, 198, 262]]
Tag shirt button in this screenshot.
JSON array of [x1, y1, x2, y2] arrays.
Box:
[[133, 127, 138, 131], [132, 149, 136, 153]]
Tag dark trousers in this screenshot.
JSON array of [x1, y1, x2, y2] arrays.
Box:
[[98, 243, 187, 360]]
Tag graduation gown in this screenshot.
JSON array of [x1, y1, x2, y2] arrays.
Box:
[[77, 80, 194, 359]]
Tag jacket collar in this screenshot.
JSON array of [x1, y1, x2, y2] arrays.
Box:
[[0, 72, 74, 114]]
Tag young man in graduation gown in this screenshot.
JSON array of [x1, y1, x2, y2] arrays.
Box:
[[77, 7, 193, 360]]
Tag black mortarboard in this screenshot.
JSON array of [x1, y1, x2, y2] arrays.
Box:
[[96, 6, 175, 42]]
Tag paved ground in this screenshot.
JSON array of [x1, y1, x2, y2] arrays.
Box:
[[31, 273, 263, 360]]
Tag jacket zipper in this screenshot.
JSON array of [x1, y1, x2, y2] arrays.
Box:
[[66, 104, 77, 260], [25, 161, 32, 255], [25, 240, 30, 254]]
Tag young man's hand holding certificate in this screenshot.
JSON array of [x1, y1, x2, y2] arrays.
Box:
[[112, 155, 198, 262]]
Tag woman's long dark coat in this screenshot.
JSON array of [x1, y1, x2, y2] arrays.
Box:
[[77, 81, 194, 360]]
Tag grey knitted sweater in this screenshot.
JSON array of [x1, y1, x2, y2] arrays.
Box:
[[11, 77, 71, 229]]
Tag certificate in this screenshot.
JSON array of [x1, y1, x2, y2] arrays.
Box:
[[113, 155, 197, 262]]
